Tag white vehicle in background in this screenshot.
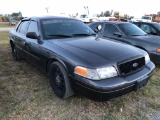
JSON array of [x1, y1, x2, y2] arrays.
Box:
[[9, 20, 17, 26], [77, 14, 90, 23], [130, 15, 160, 23], [130, 16, 152, 22], [139, 16, 152, 22], [97, 16, 119, 21]]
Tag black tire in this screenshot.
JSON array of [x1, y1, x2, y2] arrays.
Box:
[[49, 62, 74, 99], [12, 45, 23, 61]]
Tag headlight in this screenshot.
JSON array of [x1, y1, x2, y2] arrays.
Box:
[[74, 66, 118, 80], [97, 66, 118, 79], [144, 53, 150, 64]]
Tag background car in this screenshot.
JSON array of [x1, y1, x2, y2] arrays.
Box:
[[133, 22, 160, 36], [9, 19, 17, 26], [9, 16, 155, 101], [89, 21, 160, 64]]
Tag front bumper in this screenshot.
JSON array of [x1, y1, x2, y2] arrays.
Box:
[[149, 52, 160, 64], [70, 61, 155, 101]]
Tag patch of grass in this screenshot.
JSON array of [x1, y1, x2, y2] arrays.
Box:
[[149, 98, 160, 110], [0, 31, 160, 119]]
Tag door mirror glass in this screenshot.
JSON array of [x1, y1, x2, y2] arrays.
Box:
[[97, 25, 102, 30], [94, 24, 102, 33]]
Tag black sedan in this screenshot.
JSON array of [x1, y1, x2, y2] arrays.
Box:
[[9, 16, 155, 101], [133, 22, 160, 36], [89, 21, 160, 64]]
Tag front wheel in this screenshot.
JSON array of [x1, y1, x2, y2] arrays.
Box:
[[49, 62, 74, 99]]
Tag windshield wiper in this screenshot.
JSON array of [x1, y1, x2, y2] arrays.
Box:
[[72, 33, 96, 36], [47, 34, 71, 37]]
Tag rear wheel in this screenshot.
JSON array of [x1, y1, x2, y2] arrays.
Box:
[[12, 45, 23, 61], [49, 62, 74, 99]]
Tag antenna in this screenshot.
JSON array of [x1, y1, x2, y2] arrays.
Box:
[[45, 7, 49, 13]]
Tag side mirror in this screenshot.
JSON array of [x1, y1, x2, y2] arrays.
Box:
[[151, 31, 157, 35], [113, 32, 122, 37], [26, 32, 40, 40], [94, 24, 102, 33], [94, 29, 99, 33]]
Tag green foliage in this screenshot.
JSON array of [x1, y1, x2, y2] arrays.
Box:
[[11, 12, 19, 17], [2, 15, 8, 22]]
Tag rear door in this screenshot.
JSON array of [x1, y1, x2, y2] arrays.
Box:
[[14, 20, 29, 58]]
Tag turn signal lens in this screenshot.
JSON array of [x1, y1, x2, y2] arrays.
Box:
[[75, 66, 88, 77], [156, 49, 160, 53]]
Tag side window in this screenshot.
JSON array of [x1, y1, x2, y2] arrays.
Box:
[[140, 24, 156, 34], [27, 21, 39, 35], [104, 24, 119, 36], [16, 22, 23, 33], [19, 21, 29, 35]]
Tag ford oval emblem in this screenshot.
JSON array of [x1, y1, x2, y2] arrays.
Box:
[[133, 63, 138, 68]]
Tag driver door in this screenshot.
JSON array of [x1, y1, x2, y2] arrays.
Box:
[[102, 24, 124, 41]]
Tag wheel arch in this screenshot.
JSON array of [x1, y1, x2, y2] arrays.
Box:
[[134, 45, 148, 52], [46, 58, 68, 74], [10, 40, 14, 50]]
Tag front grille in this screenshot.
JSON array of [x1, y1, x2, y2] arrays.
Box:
[[119, 57, 145, 76]]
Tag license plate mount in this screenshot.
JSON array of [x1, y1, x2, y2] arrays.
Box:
[[134, 76, 149, 91]]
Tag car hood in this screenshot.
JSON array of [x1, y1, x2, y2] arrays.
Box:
[[128, 35, 160, 44], [49, 36, 144, 65]]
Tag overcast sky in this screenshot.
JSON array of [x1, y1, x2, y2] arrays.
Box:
[[0, 0, 160, 18]]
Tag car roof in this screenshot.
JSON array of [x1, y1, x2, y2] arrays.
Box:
[[133, 21, 159, 25], [22, 16, 76, 21], [91, 21, 130, 25]]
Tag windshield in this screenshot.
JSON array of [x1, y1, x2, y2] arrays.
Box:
[[42, 19, 94, 39], [118, 23, 147, 36], [153, 23, 160, 31]]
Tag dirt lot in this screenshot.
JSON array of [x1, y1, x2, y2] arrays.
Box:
[[0, 31, 160, 120]]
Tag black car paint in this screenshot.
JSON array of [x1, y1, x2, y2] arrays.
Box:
[[89, 21, 160, 64], [9, 16, 155, 101]]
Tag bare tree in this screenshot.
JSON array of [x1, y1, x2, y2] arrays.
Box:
[[157, 11, 160, 16], [100, 11, 104, 17], [45, 7, 49, 13], [104, 11, 111, 17], [114, 11, 119, 18], [124, 14, 129, 19]]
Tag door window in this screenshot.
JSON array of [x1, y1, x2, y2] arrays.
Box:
[[104, 24, 119, 36], [27, 21, 39, 35], [140, 24, 157, 34], [18, 21, 29, 35]]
